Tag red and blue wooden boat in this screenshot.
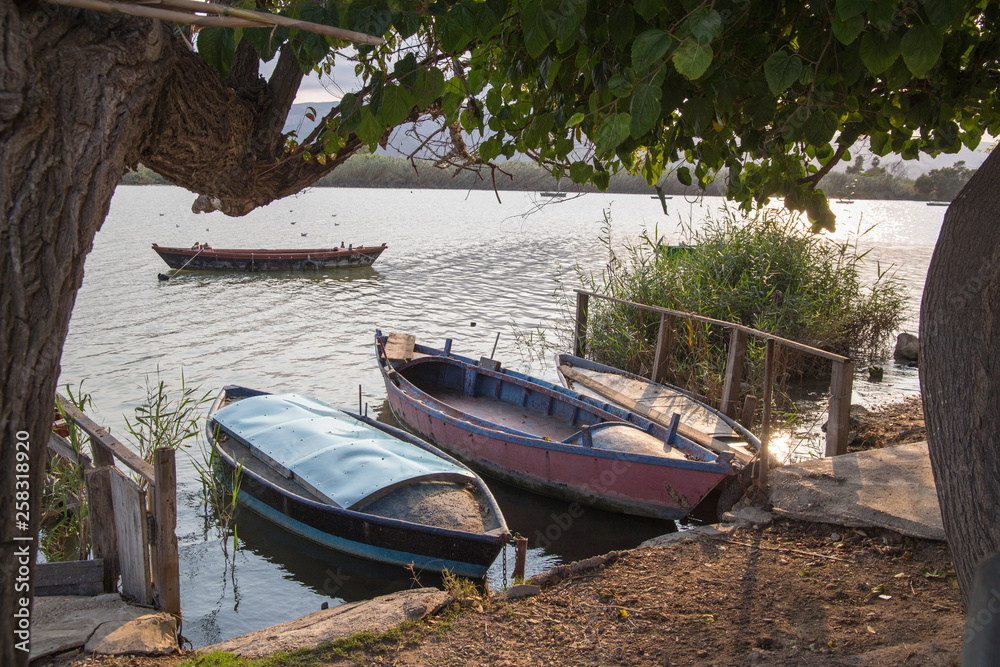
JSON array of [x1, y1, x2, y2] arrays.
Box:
[[207, 385, 509, 577], [152, 243, 387, 271], [375, 331, 737, 520]]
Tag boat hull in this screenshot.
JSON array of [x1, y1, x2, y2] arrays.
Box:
[[152, 244, 385, 271], [208, 386, 506, 577], [376, 334, 734, 520]]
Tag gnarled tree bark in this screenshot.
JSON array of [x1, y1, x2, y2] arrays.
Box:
[[0, 4, 378, 664], [921, 147, 1000, 604]]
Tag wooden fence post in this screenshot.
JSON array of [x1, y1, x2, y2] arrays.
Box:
[[84, 467, 120, 593], [153, 447, 181, 619], [720, 328, 749, 418], [651, 313, 675, 384], [825, 359, 855, 457], [574, 292, 589, 357], [757, 339, 776, 489]]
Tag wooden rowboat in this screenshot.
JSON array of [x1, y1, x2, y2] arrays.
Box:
[[207, 385, 509, 577], [555, 354, 761, 466], [151, 243, 387, 271], [375, 331, 736, 520]]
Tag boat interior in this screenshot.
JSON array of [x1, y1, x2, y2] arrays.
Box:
[[393, 355, 706, 462]]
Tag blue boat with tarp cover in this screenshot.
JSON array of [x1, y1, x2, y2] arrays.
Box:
[[206, 385, 510, 577]]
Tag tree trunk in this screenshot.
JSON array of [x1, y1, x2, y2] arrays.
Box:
[[0, 3, 173, 664], [921, 147, 1000, 603]]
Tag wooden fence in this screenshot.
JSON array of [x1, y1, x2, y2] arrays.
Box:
[[572, 290, 854, 484], [47, 394, 180, 619]]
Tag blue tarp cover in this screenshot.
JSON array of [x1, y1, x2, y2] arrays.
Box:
[[212, 393, 473, 509]]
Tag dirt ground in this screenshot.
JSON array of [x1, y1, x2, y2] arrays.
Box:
[[849, 395, 926, 451], [56, 398, 965, 667]]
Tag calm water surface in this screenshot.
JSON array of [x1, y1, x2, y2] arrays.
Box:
[[60, 187, 945, 646]]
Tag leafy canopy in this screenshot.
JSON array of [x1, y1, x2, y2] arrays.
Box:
[[197, 0, 1000, 230]]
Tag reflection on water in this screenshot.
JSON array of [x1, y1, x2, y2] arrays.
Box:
[[62, 187, 942, 647]]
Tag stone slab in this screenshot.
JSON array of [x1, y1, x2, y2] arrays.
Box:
[[767, 441, 945, 541], [31, 594, 151, 660], [198, 587, 453, 658], [87, 612, 178, 655]]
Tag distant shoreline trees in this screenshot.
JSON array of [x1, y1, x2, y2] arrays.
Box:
[[120, 154, 975, 202]]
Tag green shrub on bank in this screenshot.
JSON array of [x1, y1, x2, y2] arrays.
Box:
[[577, 207, 906, 399]]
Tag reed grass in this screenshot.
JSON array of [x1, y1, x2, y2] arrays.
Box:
[[571, 206, 906, 403], [41, 383, 93, 562]]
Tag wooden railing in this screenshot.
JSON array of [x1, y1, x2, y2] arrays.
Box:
[[49, 394, 180, 619], [573, 290, 855, 481]]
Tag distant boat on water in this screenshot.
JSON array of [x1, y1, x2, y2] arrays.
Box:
[[835, 198, 855, 204], [151, 243, 386, 272], [926, 201, 950, 207], [539, 191, 567, 198]]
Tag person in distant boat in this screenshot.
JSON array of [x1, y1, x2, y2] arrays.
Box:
[[340, 241, 345, 248], [191, 242, 200, 249], [203, 243, 212, 250], [348, 244, 353, 250]]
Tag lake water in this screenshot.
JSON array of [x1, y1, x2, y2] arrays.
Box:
[[60, 186, 945, 647]]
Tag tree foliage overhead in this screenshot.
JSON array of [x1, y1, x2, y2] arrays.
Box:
[[190, 0, 1000, 229]]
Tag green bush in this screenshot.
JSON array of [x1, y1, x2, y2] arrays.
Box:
[[576, 206, 906, 399]]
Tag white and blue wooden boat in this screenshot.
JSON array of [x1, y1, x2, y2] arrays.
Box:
[[206, 386, 509, 577]]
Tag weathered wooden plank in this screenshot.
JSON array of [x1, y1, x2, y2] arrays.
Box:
[[384, 333, 416, 362], [152, 448, 181, 618], [825, 360, 855, 457], [720, 328, 749, 418], [56, 393, 155, 483], [35, 559, 104, 596], [758, 339, 777, 488], [47, 432, 92, 468], [651, 313, 675, 384], [574, 292, 589, 357], [109, 467, 153, 604], [85, 467, 120, 593]]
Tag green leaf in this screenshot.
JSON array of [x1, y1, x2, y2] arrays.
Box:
[[594, 113, 632, 154], [355, 108, 385, 147], [609, 6, 635, 50], [380, 84, 415, 126], [835, 0, 867, 21], [672, 39, 713, 80], [632, 29, 677, 73], [554, 0, 587, 46], [608, 74, 632, 98], [439, 4, 477, 53], [346, 2, 393, 44], [197, 27, 237, 78], [570, 160, 594, 182], [803, 109, 839, 146], [240, 27, 286, 62], [831, 14, 864, 45], [859, 31, 900, 75], [677, 165, 692, 186], [870, 131, 892, 155], [763, 51, 803, 95], [681, 97, 713, 135], [634, 0, 661, 21], [630, 83, 662, 137], [592, 169, 610, 190], [521, 2, 555, 58], [685, 9, 722, 44], [566, 112, 586, 127], [922, 0, 966, 29], [901, 25, 943, 77]]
